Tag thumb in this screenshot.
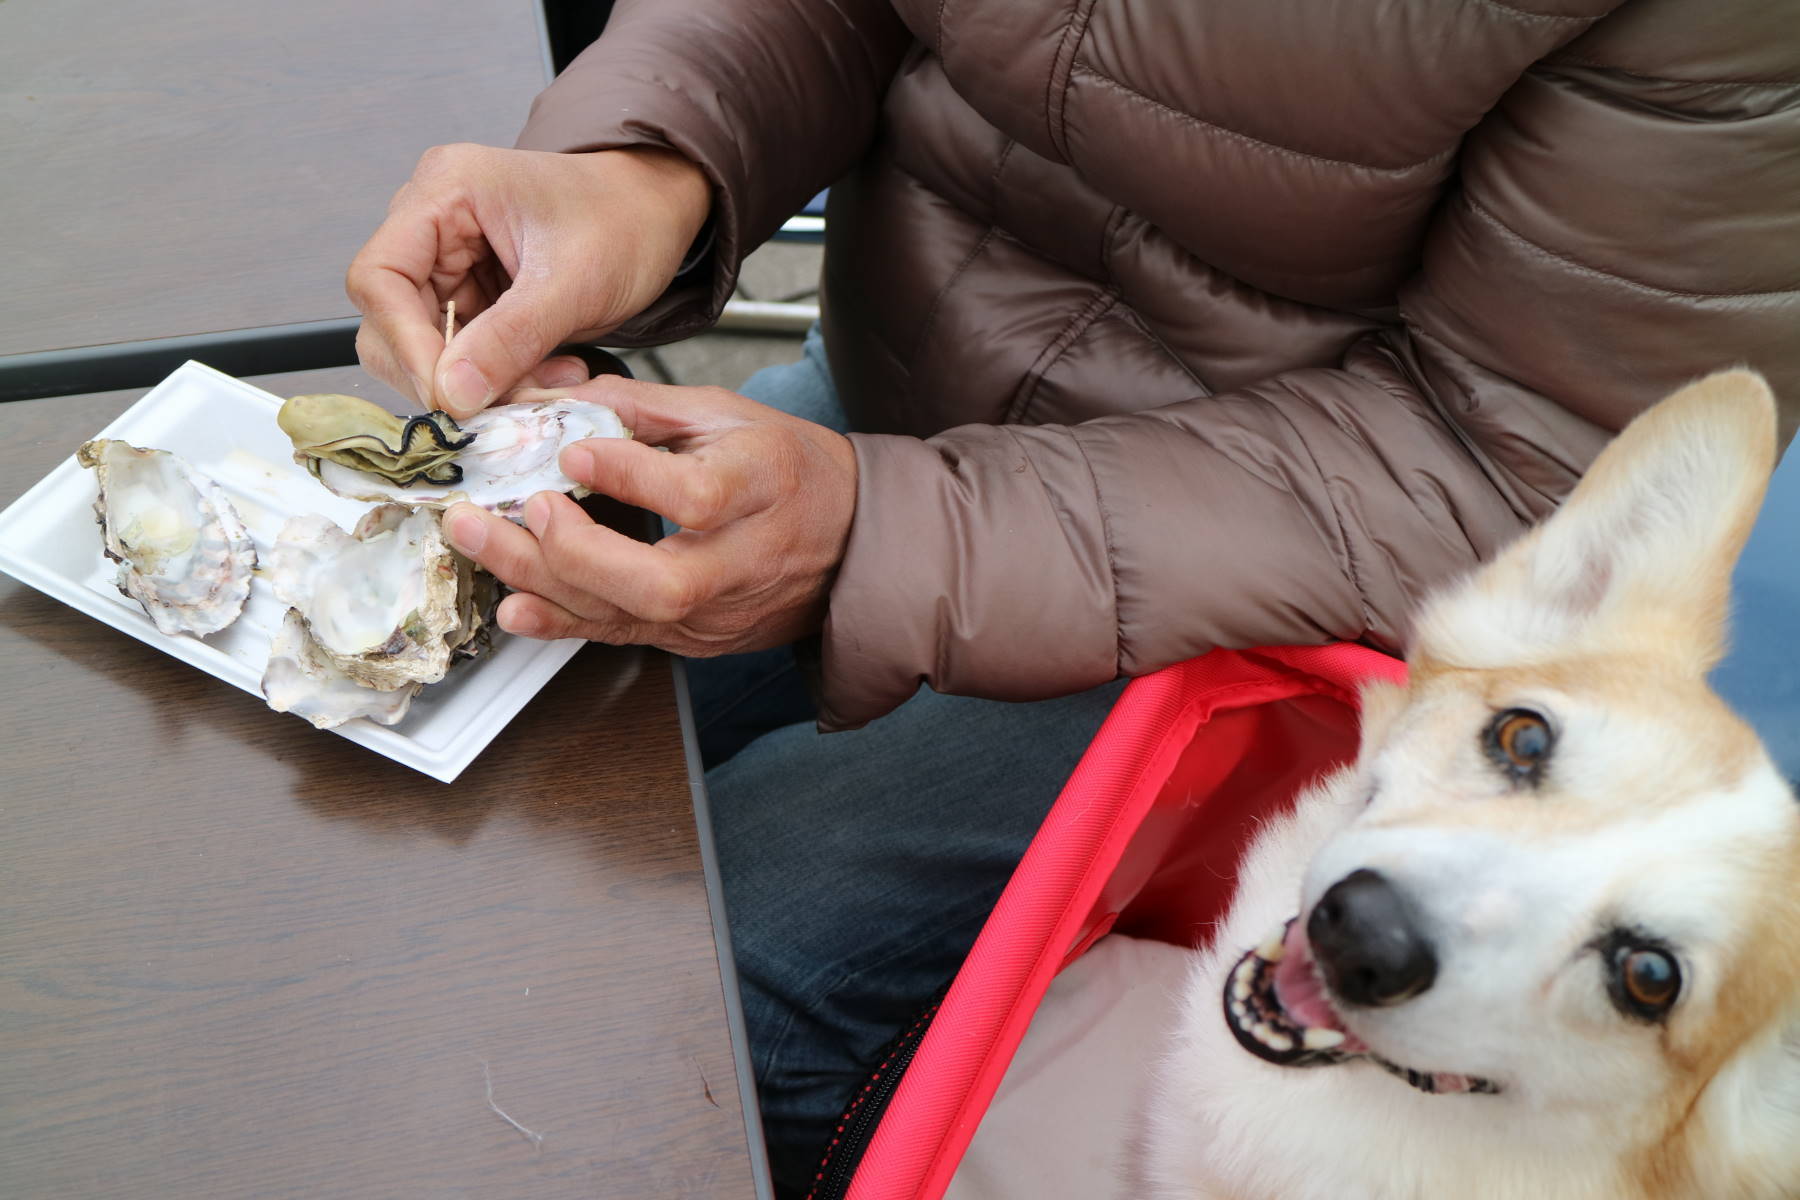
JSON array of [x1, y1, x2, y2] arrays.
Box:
[[433, 278, 576, 419]]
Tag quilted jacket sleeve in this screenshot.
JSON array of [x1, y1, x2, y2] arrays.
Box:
[[514, 0, 911, 344], [817, 20, 1800, 729]]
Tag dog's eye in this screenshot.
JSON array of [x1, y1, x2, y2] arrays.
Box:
[[1610, 943, 1682, 1020], [1484, 708, 1554, 782]]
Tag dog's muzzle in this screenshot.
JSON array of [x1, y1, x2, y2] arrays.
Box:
[[1221, 870, 1500, 1097]]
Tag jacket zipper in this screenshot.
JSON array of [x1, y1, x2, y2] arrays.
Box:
[[805, 1000, 941, 1200]]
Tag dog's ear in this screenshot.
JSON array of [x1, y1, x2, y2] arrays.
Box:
[[1414, 369, 1778, 675]]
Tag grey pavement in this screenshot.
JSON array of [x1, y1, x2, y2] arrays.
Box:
[[612, 240, 822, 390]]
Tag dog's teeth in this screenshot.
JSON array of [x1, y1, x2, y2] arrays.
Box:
[[1231, 956, 1257, 997], [1231, 1000, 1248, 1021], [1254, 930, 1287, 963], [1302, 1028, 1346, 1051], [1249, 1021, 1295, 1053]]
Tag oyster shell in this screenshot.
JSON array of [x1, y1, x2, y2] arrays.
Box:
[[76, 438, 256, 637], [261, 609, 421, 729], [266, 504, 493, 694], [282, 395, 628, 517], [279, 393, 475, 486]]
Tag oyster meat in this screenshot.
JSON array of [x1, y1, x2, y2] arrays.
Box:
[[279, 393, 474, 486], [76, 438, 256, 637], [280, 393, 628, 517]]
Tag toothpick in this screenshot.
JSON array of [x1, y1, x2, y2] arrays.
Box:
[[444, 299, 456, 346]]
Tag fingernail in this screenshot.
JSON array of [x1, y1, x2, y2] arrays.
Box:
[[541, 357, 587, 389], [498, 596, 538, 637], [447, 507, 487, 555], [441, 358, 493, 417], [523, 494, 550, 536], [559, 443, 594, 481]]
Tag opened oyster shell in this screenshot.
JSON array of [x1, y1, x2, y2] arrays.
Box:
[[265, 504, 494, 697], [280, 394, 628, 517], [262, 609, 421, 729], [76, 438, 256, 637]]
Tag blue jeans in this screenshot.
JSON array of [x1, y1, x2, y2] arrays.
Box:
[[691, 327, 1126, 1190]]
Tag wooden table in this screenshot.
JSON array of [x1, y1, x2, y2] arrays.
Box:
[[0, 0, 548, 358], [0, 368, 766, 1198]]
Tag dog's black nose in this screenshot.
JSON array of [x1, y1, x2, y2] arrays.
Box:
[[1308, 869, 1437, 1007]]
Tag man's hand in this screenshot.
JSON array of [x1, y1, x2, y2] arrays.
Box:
[[443, 377, 858, 656], [347, 144, 711, 417]]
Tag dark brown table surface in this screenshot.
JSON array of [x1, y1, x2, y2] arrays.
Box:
[[0, 0, 548, 357], [0, 368, 763, 1198]]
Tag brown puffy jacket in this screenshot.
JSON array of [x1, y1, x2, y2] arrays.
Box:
[[519, 0, 1800, 729]]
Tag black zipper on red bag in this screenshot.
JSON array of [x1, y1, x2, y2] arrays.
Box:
[[804, 998, 942, 1200]]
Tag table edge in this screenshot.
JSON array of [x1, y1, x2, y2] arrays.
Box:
[[674, 655, 777, 1200]]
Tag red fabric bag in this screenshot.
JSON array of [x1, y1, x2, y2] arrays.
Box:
[[809, 643, 1406, 1200]]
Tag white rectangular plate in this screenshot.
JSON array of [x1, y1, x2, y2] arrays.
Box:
[[0, 361, 584, 782]]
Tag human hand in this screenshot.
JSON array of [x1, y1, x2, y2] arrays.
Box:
[[443, 377, 858, 656], [346, 143, 711, 418]]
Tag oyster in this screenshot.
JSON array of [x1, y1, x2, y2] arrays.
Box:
[[279, 393, 475, 486], [265, 504, 492, 694], [76, 438, 256, 637], [280, 394, 628, 517]]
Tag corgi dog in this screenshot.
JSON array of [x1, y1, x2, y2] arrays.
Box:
[[1140, 370, 1800, 1200]]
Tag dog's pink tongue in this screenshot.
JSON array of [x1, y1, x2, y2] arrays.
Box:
[[1273, 920, 1363, 1050]]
